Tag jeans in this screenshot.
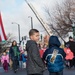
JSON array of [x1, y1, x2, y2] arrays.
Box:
[[19, 61, 23, 68], [73, 58, 75, 67], [49, 70, 63, 75], [19, 61, 26, 68], [12, 56, 19, 71]]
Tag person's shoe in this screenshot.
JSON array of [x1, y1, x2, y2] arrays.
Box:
[[14, 70, 17, 73], [16, 69, 18, 71]]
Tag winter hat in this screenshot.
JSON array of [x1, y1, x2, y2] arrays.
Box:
[[69, 36, 73, 39]]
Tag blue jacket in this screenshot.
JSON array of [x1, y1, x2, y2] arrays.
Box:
[[43, 36, 66, 72], [21, 54, 26, 62]]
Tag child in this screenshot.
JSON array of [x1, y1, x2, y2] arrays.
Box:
[[64, 44, 74, 68], [26, 29, 45, 75], [19, 50, 26, 69], [1, 52, 9, 72], [43, 36, 66, 75]]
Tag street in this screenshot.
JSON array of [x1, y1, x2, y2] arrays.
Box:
[[0, 67, 75, 75]]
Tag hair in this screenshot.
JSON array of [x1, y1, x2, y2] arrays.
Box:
[[3, 51, 6, 54], [12, 40, 17, 46], [29, 29, 39, 36], [69, 36, 73, 39]]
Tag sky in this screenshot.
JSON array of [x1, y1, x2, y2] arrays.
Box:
[[0, 0, 60, 42]]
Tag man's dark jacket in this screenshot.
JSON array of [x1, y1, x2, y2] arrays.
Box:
[[67, 41, 75, 56], [26, 40, 45, 74]]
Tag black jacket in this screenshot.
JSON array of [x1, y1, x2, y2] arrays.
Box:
[[26, 40, 45, 74], [67, 41, 75, 56], [9, 46, 20, 60]]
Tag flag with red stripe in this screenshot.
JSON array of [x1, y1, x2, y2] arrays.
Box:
[[0, 13, 7, 42]]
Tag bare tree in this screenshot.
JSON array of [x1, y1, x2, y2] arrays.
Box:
[[45, 0, 75, 38], [6, 33, 16, 43], [0, 33, 15, 53]]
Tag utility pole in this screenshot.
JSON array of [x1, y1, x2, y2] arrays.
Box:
[[12, 22, 21, 45], [28, 16, 33, 29]]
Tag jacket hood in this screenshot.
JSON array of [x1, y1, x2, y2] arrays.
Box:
[[26, 40, 36, 51], [49, 36, 61, 47]]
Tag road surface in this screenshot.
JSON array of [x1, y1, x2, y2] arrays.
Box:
[[0, 67, 75, 75]]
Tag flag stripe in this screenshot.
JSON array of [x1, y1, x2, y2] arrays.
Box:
[[0, 13, 7, 40], [0, 25, 5, 41], [0, 13, 7, 42]]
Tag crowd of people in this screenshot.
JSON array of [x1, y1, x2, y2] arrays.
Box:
[[0, 40, 27, 73], [0, 29, 75, 75]]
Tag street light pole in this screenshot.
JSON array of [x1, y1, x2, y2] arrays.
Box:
[[28, 16, 33, 29], [12, 22, 21, 45], [18, 24, 20, 45]]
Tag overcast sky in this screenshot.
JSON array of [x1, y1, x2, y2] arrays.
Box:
[[0, 0, 61, 42]]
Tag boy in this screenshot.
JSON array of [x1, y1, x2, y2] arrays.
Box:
[[43, 36, 66, 75], [26, 29, 45, 75]]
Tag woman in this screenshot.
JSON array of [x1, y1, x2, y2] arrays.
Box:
[[9, 40, 20, 73]]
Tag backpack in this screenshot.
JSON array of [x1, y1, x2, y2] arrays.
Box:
[[45, 48, 64, 72]]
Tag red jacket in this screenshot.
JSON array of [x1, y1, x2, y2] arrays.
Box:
[[64, 48, 74, 60], [39, 48, 46, 58]]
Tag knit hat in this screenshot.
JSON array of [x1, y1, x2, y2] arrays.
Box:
[[69, 36, 73, 39]]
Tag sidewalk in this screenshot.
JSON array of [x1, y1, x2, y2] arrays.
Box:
[[0, 67, 4, 73], [0, 68, 27, 75]]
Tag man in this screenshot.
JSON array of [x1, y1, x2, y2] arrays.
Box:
[[67, 36, 75, 56], [67, 36, 75, 67]]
